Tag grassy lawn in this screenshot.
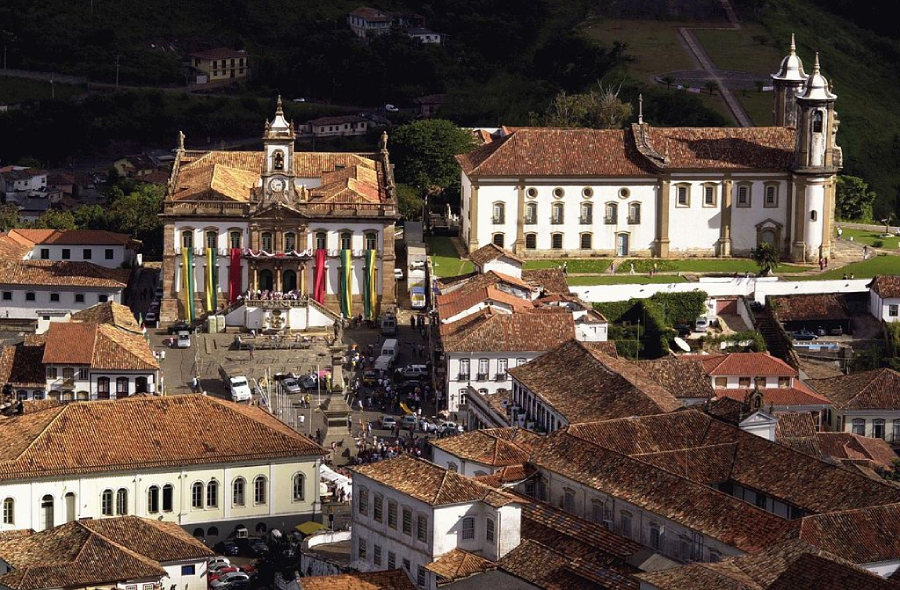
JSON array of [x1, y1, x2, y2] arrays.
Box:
[[786, 255, 900, 280], [622, 258, 809, 274], [692, 24, 782, 74], [580, 19, 706, 82], [568, 275, 689, 286], [428, 237, 473, 277], [735, 89, 775, 126], [838, 227, 900, 250], [695, 91, 736, 125], [523, 259, 612, 273], [0, 78, 83, 103]]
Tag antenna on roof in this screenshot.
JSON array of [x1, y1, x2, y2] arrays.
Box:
[[638, 94, 644, 125]]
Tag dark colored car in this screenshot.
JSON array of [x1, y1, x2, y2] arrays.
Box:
[[214, 541, 240, 556], [167, 322, 196, 334]]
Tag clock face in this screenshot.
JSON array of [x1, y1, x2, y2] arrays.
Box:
[[269, 177, 286, 192]]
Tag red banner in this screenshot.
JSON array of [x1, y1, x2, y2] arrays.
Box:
[[229, 248, 242, 302], [314, 248, 327, 304]]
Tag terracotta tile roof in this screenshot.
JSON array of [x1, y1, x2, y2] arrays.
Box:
[[299, 570, 415, 590], [529, 430, 794, 552], [0, 519, 170, 590], [521, 268, 570, 295], [808, 368, 900, 410], [349, 7, 392, 21], [0, 260, 129, 288], [705, 396, 746, 424], [472, 463, 536, 487], [770, 293, 852, 321], [714, 384, 830, 407], [425, 548, 495, 582], [437, 271, 534, 305], [456, 128, 658, 177], [8, 229, 133, 246], [636, 539, 896, 590], [635, 357, 716, 400], [439, 309, 575, 353], [869, 275, 900, 298], [42, 322, 159, 371], [774, 412, 823, 459], [188, 47, 246, 60], [0, 235, 31, 259], [701, 352, 798, 378], [71, 301, 142, 333], [0, 342, 47, 388], [632, 442, 739, 484], [816, 432, 899, 471], [497, 539, 638, 590], [467, 243, 523, 267], [799, 503, 900, 564], [582, 340, 619, 358], [0, 395, 323, 481], [73, 516, 214, 562], [645, 126, 796, 170], [508, 340, 682, 423], [351, 455, 520, 508], [563, 411, 900, 514], [430, 427, 535, 467], [437, 286, 534, 320], [463, 386, 512, 424]]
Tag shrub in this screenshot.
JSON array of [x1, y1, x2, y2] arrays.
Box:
[[649, 291, 708, 325], [873, 239, 885, 248]]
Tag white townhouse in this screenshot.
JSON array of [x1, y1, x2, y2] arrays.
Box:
[[0, 516, 215, 590], [5, 228, 140, 268], [350, 456, 522, 589], [809, 368, 900, 443], [160, 98, 398, 325], [0, 395, 325, 544], [869, 275, 900, 323], [457, 43, 842, 263]]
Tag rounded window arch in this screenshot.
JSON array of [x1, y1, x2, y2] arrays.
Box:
[[101, 489, 114, 516], [261, 232, 273, 252], [115, 488, 128, 515], [628, 202, 641, 224], [492, 233, 505, 248], [256, 522, 268, 533], [551, 203, 564, 224], [284, 232, 297, 252], [810, 210, 818, 221], [191, 481, 203, 509], [314, 230, 327, 251], [254, 476, 268, 505], [525, 234, 537, 250], [208, 526, 220, 537], [339, 231, 352, 250], [293, 473, 306, 502], [524, 202, 537, 225], [551, 233, 564, 249], [205, 229, 218, 250], [162, 484, 175, 512], [192, 527, 204, 538], [180, 227, 195, 249], [232, 477, 246, 506], [228, 228, 243, 249], [580, 233, 593, 250], [364, 232, 378, 251], [813, 110, 824, 133], [273, 149, 285, 170], [2, 497, 14, 525], [147, 485, 160, 514], [206, 479, 219, 508]]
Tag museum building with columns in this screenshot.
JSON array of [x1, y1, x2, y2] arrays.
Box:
[[159, 98, 398, 325]]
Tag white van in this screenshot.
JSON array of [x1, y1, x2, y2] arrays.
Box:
[[381, 339, 399, 361], [374, 355, 393, 373]]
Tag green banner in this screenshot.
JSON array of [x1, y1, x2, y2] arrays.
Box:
[[340, 248, 352, 317], [364, 249, 377, 321], [205, 247, 218, 313]]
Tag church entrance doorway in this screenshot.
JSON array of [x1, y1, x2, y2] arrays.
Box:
[[616, 233, 629, 257], [260, 269, 274, 291], [760, 229, 776, 246], [283, 270, 297, 292]]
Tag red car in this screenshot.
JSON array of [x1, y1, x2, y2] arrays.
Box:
[[208, 566, 239, 582]]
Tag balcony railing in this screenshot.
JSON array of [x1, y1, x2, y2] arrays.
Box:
[[494, 373, 508, 381], [457, 373, 470, 381], [627, 215, 641, 224], [492, 216, 505, 224], [603, 216, 616, 225], [476, 372, 489, 381], [579, 216, 592, 225], [524, 216, 537, 225], [550, 217, 564, 225]]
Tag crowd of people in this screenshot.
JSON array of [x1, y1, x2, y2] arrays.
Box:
[[240, 289, 306, 301]]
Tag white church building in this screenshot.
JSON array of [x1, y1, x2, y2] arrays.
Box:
[[457, 38, 840, 263]]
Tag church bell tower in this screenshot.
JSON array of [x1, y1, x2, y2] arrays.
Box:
[[260, 96, 296, 204], [771, 34, 807, 127]]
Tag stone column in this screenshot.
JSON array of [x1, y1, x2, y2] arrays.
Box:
[[514, 180, 526, 254], [791, 177, 807, 262], [275, 264, 282, 292], [655, 177, 671, 258], [822, 177, 836, 259], [300, 263, 307, 295], [784, 180, 794, 251], [717, 177, 733, 256], [252, 265, 259, 293], [468, 183, 480, 252]]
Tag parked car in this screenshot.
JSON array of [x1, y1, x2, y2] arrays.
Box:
[[379, 415, 397, 429], [292, 97, 306, 102], [144, 310, 157, 323], [419, 418, 436, 432], [674, 323, 692, 337], [400, 415, 418, 428], [694, 318, 710, 333], [385, 103, 399, 112], [792, 329, 818, 341], [209, 566, 239, 581], [174, 332, 191, 348], [167, 321, 196, 334], [438, 421, 460, 435], [400, 364, 429, 379], [210, 571, 250, 589], [248, 538, 269, 556], [300, 373, 319, 390], [212, 541, 240, 556], [829, 326, 844, 336], [228, 376, 253, 402], [394, 268, 404, 280], [363, 370, 379, 386], [282, 377, 302, 394], [207, 557, 231, 569]]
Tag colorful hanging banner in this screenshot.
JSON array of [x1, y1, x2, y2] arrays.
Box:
[[205, 247, 217, 313], [181, 248, 195, 322], [313, 248, 327, 304], [340, 249, 352, 317], [229, 248, 242, 303], [364, 249, 377, 321]]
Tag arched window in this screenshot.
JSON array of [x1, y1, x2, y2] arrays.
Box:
[[254, 476, 268, 505], [492, 233, 504, 247], [551, 203, 564, 224], [604, 202, 618, 224], [492, 202, 505, 224], [365, 232, 377, 250], [273, 150, 285, 170], [810, 210, 817, 221], [15, 390, 27, 401], [256, 522, 268, 533], [193, 527, 204, 538], [230, 231, 242, 249], [628, 202, 641, 224], [874, 419, 886, 439], [233, 478, 246, 506], [620, 510, 633, 539], [580, 233, 592, 250], [293, 474, 305, 501], [162, 484, 174, 512], [41, 495, 54, 530], [147, 486, 160, 514], [315, 231, 327, 250], [551, 233, 563, 249], [580, 202, 593, 224], [447, 462, 458, 473], [205, 230, 217, 249], [97, 377, 110, 399], [525, 234, 537, 249], [115, 488, 128, 515], [340, 232, 352, 250], [702, 184, 717, 207], [2, 498, 13, 525], [813, 110, 824, 133], [206, 480, 219, 508], [181, 229, 194, 249], [284, 232, 296, 252], [261, 232, 273, 252], [101, 490, 114, 516], [115, 377, 128, 399], [208, 526, 219, 537], [525, 202, 537, 225], [191, 482, 203, 509]]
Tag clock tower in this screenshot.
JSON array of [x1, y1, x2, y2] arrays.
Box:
[[261, 96, 296, 205]]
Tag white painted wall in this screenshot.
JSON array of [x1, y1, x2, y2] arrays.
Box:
[[804, 180, 826, 259], [431, 448, 496, 478], [446, 352, 537, 413], [163, 558, 210, 590], [870, 290, 900, 323], [23, 244, 134, 268], [0, 286, 124, 321]]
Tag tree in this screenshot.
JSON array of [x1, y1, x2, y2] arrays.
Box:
[[74, 205, 109, 230], [544, 82, 633, 130], [396, 183, 424, 221], [660, 75, 675, 90], [32, 209, 75, 230], [836, 175, 877, 222], [0, 204, 19, 231], [108, 183, 165, 258], [751, 242, 780, 276], [390, 120, 476, 211]]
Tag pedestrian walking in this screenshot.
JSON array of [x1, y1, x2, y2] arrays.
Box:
[[347, 415, 353, 433], [249, 344, 254, 359], [863, 245, 868, 260]]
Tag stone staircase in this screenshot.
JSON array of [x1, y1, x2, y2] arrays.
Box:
[[755, 307, 801, 369]]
